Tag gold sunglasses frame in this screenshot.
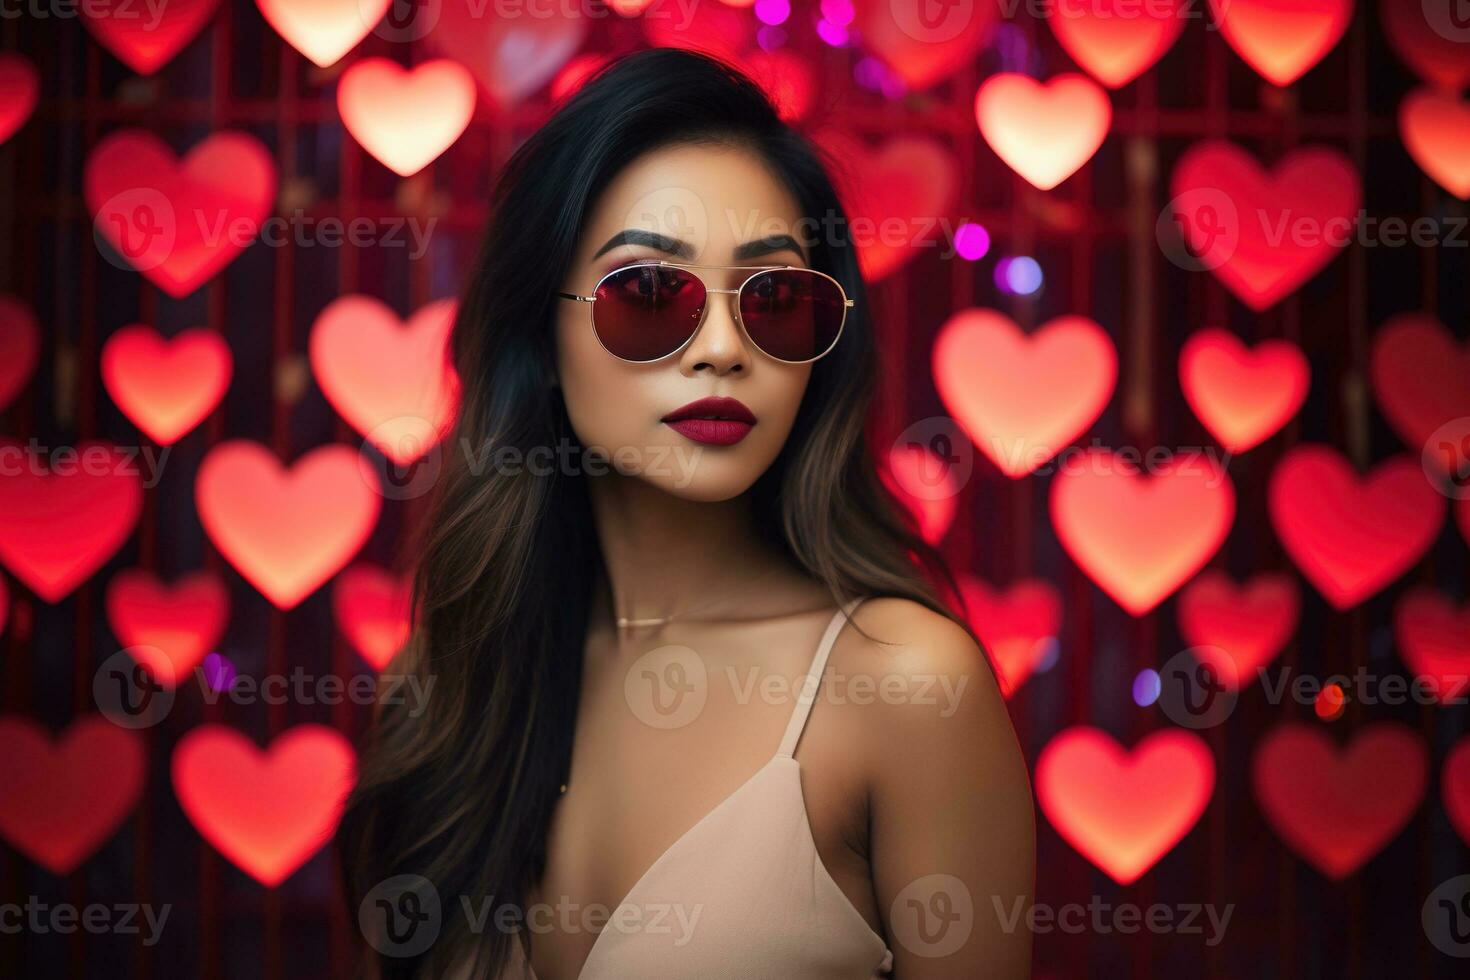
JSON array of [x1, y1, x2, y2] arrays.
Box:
[[557, 259, 855, 365]]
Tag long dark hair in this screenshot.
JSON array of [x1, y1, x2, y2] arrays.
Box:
[[338, 47, 975, 978]]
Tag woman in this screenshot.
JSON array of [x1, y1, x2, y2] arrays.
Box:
[[340, 48, 1034, 980]]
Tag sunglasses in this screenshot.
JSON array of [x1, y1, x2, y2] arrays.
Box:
[[557, 260, 853, 364]]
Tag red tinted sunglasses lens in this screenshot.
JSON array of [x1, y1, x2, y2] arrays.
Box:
[[592, 265, 706, 361], [738, 269, 846, 362]]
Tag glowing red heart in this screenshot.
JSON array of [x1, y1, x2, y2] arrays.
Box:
[[1176, 570, 1300, 690], [0, 716, 144, 875], [1207, 0, 1352, 87], [309, 296, 459, 466], [85, 130, 277, 299], [1170, 141, 1361, 311], [1400, 89, 1470, 199], [1036, 726, 1214, 885], [338, 58, 475, 178], [171, 724, 355, 886], [1051, 448, 1235, 615], [1268, 447, 1443, 609], [642, 1, 752, 61], [933, 310, 1116, 477], [0, 441, 144, 602], [975, 73, 1112, 191], [1370, 313, 1470, 471], [255, 0, 390, 68], [430, 0, 585, 108], [741, 50, 816, 122], [815, 131, 959, 281], [1179, 328, 1309, 453], [852, 0, 1001, 91], [105, 569, 229, 688], [1394, 587, 1470, 704], [0, 294, 39, 413], [101, 325, 231, 445], [333, 563, 412, 671], [195, 441, 381, 610], [1253, 722, 1426, 879], [1446, 739, 1470, 847], [881, 442, 959, 545], [0, 53, 38, 146], [1047, 0, 1186, 88], [550, 53, 611, 104], [959, 576, 1060, 698], [1380, 0, 1470, 92], [79, 0, 219, 75]]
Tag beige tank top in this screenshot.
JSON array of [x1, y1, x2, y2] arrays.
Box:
[[502, 596, 894, 980]]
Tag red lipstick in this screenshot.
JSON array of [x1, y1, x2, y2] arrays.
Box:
[[661, 396, 757, 446]]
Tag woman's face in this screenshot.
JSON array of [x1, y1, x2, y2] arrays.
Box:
[[555, 141, 815, 502]]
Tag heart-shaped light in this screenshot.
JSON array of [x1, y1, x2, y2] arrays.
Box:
[[959, 576, 1061, 698], [1379, 0, 1470, 92], [338, 58, 476, 177], [1170, 140, 1361, 311], [80, 0, 219, 75], [0, 294, 39, 413], [1207, 0, 1352, 87], [814, 131, 960, 281], [1047, 0, 1186, 88], [1269, 447, 1443, 609], [1179, 328, 1309, 453], [1036, 726, 1214, 885], [1446, 739, 1470, 848], [1176, 570, 1300, 690], [0, 53, 38, 146], [1252, 722, 1426, 879], [852, 0, 1002, 91], [85, 130, 278, 298], [0, 440, 143, 602], [254, 0, 390, 68], [1399, 88, 1470, 199], [195, 441, 381, 609], [1051, 448, 1235, 615], [105, 569, 229, 688], [430, 0, 585, 108], [881, 443, 959, 545], [933, 310, 1116, 477], [1394, 587, 1470, 705], [0, 716, 144, 874], [309, 296, 459, 466], [332, 563, 412, 671], [1369, 313, 1470, 471], [102, 324, 232, 445], [171, 724, 355, 886], [975, 73, 1112, 191]]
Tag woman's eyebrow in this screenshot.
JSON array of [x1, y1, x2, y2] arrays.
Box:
[[591, 229, 696, 260], [733, 233, 806, 262]]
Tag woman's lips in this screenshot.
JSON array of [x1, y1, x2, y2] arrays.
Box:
[[664, 418, 754, 445]]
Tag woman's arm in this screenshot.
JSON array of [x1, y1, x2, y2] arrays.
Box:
[[857, 599, 1036, 979]]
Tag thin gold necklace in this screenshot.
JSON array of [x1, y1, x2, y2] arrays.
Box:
[[612, 564, 784, 630]]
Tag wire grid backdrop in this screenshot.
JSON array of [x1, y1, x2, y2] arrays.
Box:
[[0, 2, 1467, 979]]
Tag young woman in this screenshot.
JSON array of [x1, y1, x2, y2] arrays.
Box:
[[340, 48, 1034, 980]]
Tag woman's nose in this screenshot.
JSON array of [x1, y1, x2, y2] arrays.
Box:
[[678, 288, 751, 375]]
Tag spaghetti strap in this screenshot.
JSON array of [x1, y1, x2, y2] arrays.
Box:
[[776, 596, 868, 759]]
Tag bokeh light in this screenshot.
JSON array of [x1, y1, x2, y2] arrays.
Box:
[[754, 0, 790, 26], [995, 255, 1044, 295], [954, 222, 992, 261], [1133, 668, 1162, 707]]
